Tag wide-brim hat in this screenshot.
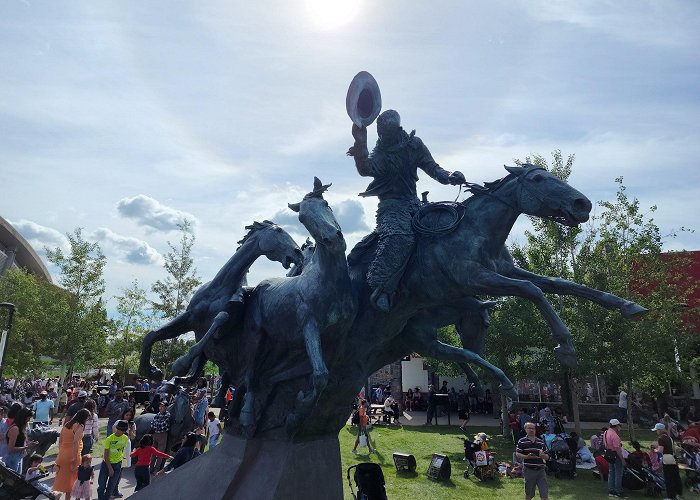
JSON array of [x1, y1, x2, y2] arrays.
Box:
[[346, 71, 382, 128]]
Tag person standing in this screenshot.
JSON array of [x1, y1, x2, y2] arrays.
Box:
[[81, 399, 100, 454], [97, 420, 129, 500], [150, 401, 170, 472], [425, 384, 437, 425], [31, 390, 54, 427], [206, 411, 222, 450], [652, 423, 683, 499], [603, 418, 626, 498], [192, 378, 209, 429], [351, 399, 376, 454], [104, 389, 129, 436], [617, 388, 628, 422], [4, 407, 37, 473], [53, 408, 90, 497], [515, 422, 549, 500], [130, 434, 172, 491], [60, 390, 88, 423]]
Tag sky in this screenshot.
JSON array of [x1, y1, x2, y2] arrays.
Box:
[[2, 0, 699, 310]]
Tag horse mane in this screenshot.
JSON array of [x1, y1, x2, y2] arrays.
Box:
[[237, 220, 277, 246], [461, 164, 543, 205]]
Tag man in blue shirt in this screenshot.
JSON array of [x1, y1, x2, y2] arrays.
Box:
[[31, 391, 54, 427]]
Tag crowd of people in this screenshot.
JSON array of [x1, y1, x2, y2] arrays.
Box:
[[0, 374, 225, 499]]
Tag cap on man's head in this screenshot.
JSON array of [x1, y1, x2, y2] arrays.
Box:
[[40, 390, 48, 395], [78, 390, 88, 398], [651, 423, 666, 432], [115, 420, 129, 431], [609, 418, 621, 426]]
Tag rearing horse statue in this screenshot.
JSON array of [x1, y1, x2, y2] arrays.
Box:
[[232, 177, 357, 434], [301, 164, 646, 436], [139, 220, 303, 382]]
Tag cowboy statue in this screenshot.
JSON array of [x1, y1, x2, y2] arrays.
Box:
[[346, 72, 466, 312]]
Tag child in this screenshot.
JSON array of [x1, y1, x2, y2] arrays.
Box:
[[130, 434, 172, 490], [206, 411, 222, 450], [97, 419, 129, 500], [71, 454, 94, 499], [24, 453, 55, 497]]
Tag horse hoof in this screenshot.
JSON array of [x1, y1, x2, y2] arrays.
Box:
[[554, 344, 578, 368], [621, 302, 648, 318]]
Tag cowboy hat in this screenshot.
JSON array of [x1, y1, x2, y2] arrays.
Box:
[[346, 71, 382, 127]]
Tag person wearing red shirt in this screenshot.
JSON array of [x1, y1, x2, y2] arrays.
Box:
[[130, 434, 172, 491]]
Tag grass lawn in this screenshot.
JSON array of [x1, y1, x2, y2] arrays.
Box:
[[339, 424, 660, 500]]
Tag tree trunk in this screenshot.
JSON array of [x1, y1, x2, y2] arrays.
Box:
[[500, 390, 508, 436], [626, 380, 636, 441], [569, 374, 582, 436]]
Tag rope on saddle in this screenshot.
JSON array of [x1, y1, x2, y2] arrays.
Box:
[[412, 201, 465, 236]]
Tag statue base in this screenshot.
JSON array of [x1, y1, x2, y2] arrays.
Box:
[[132, 434, 343, 500]]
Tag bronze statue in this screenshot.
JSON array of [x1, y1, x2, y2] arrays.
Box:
[[347, 109, 465, 311]]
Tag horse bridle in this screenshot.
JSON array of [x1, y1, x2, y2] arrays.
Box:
[[482, 167, 574, 226]]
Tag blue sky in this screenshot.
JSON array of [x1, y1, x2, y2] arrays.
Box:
[[2, 1, 699, 306]]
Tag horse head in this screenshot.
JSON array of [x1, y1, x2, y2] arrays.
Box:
[[238, 220, 303, 270], [288, 177, 346, 253], [500, 164, 592, 226]]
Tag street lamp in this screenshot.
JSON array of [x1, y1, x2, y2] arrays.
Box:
[[0, 302, 16, 380]]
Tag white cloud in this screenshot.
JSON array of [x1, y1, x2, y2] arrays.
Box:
[[9, 219, 68, 252], [116, 195, 198, 232], [92, 227, 163, 266]]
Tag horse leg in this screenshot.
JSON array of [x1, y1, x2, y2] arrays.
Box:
[[473, 269, 577, 367], [174, 353, 207, 385], [455, 298, 496, 388], [139, 311, 193, 381], [171, 312, 228, 377], [297, 318, 328, 406], [505, 267, 648, 318], [417, 339, 516, 398]]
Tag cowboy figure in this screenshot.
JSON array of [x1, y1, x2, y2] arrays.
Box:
[[347, 109, 465, 311]]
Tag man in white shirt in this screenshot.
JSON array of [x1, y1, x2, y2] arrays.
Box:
[[618, 388, 628, 421], [206, 411, 222, 450]]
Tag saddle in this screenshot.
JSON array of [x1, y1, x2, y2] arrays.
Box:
[[347, 201, 465, 267]]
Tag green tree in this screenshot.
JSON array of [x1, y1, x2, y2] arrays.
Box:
[[150, 220, 202, 374], [109, 280, 153, 384], [151, 220, 201, 318], [0, 269, 60, 375], [44, 228, 109, 381]]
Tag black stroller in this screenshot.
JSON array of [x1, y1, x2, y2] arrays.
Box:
[[680, 443, 699, 490], [546, 435, 576, 479], [0, 462, 55, 500], [462, 439, 496, 480], [621, 465, 665, 497]]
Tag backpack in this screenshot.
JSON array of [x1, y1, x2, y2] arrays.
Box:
[[352, 409, 360, 425], [347, 463, 387, 500]]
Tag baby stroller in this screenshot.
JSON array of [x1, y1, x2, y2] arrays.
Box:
[[462, 439, 496, 480], [621, 464, 665, 497], [680, 443, 700, 490], [0, 462, 56, 500], [546, 435, 576, 479]]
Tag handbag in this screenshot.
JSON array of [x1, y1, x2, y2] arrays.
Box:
[[603, 431, 617, 463], [359, 433, 368, 447]]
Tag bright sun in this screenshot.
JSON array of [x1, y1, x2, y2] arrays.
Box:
[[303, 0, 361, 31]]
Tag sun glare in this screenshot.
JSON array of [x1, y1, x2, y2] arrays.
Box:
[[303, 0, 361, 31]]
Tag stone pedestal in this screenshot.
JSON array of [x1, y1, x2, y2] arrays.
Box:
[[133, 434, 343, 500]]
